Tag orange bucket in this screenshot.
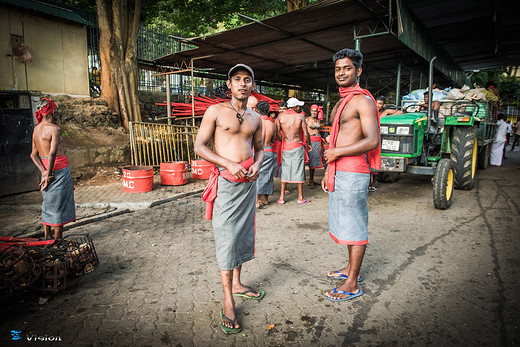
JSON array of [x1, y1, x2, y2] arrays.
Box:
[[160, 161, 188, 186], [191, 159, 214, 179], [122, 166, 153, 193]]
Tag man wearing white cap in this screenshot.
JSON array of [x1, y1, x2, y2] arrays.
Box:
[[275, 97, 312, 204]]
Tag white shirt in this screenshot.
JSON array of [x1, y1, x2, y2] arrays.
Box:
[[494, 119, 508, 143]]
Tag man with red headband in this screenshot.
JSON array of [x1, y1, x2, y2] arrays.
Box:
[[306, 104, 325, 188], [195, 64, 265, 334], [321, 48, 380, 302], [30, 98, 75, 240]]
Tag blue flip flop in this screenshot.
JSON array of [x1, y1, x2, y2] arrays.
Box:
[[327, 271, 364, 282], [325, 288, 363, 302]]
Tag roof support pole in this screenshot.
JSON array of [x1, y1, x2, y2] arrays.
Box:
[[395, 61, 402, 106], [166, 75, 171, 125], [190, 58, 195, 126], [409, 65, 413, 94]]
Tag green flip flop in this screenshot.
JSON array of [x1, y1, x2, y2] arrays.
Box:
[[232, 286, 265, 300], [220, 310, 241, 334]]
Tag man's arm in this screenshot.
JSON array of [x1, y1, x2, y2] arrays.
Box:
[[247, 117, 265, 181], [194, 105, 248, 178], [46, 126, 61, 180], [301, 115, 312, 152]]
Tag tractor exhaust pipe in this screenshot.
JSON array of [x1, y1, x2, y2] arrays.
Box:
[[427, 56, 437, 131]]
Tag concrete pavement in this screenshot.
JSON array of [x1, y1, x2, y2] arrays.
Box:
[[1, 150, 519, 346]]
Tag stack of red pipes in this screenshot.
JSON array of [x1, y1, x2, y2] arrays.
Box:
[[155, 91, 282, 118]]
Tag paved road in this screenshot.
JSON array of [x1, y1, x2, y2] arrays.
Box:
[[1, 151, 519, 346]]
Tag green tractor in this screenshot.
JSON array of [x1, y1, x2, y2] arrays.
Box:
[[375, 59, 496, 209]]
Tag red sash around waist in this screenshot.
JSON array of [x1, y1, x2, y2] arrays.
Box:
[[202, 156, 254, 220], [335, 154, 370, 174], [41, 155, 69, 171], [310, 135, 325, 143], [264, 146, 272, 153], [282, 141, 303, 151]]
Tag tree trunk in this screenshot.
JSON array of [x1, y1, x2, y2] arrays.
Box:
[[286, 0, 309, 12], [96, 0, 141, 129]]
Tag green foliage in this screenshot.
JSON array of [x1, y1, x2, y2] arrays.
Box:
[[142, 0, 287, 37], [469, 68, 520, 108]]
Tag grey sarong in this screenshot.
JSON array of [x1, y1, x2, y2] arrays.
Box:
[[42, 166, 76, 226], [308, 140, 323, 169], [256, 147, 275, 195], [212, 176, 256, 270], [280, 146, 305, 183], [329, 171, 370, 245]]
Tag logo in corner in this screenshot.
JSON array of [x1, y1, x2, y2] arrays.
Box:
[[11, 330, 22, 341]]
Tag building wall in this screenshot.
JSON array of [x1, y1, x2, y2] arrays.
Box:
[[0, 6, 89, 96]]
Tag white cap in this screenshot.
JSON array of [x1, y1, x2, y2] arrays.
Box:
[[287, 97, 304, 108]]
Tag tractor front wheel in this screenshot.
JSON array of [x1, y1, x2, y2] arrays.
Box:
[[451, 126, 477, 190], [433, 158, 454, 210]]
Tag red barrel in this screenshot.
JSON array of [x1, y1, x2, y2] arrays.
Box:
[[191, 159, 214, 179], [122, 166, 153, 193], [160, 161, 188, 186]]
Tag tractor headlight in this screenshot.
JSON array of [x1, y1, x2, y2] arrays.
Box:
[[396, 126, 411, 135], [380, 126, 388, 134]]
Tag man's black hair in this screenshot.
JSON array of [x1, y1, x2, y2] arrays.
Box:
[[332, 48, 363, 69], [256, 101, 270, 116], [279, 101, 287, 107], [376, 96, 386, 102], [486, 81, 496, 89], [497, 113, 506, 120]]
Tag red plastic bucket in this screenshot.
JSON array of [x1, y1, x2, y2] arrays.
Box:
[[160, 161, 188, 186], [122, 166, 153, 193], [191, 159, 214, 179]]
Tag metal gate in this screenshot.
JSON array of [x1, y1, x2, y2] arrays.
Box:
[[129, 122, 199, 167], [0, 91, 40, 196]]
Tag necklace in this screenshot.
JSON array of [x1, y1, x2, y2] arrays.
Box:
[[228, 101, 246, 124]]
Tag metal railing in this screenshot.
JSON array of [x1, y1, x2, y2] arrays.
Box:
[[129, 122, 199, 167]]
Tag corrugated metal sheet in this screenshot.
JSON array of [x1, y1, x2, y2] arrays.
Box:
[[0, 0, 92, 26], [154, 0, 482, 92], [396, 0, 471, 87]]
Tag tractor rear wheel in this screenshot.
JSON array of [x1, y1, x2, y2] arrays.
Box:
[[377, 172, 400, 183], [433, 158, 454, 210], [451, 126, 477, 190], [477, 143, 490, 170]]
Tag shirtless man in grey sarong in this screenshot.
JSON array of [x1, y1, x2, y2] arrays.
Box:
[[30, 98, 75, 240], [276, 98, 312, 204], [256, 100, 278, 207], [195, 64, 265, 334]]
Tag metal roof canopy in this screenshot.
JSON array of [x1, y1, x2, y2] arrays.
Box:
[[154, 0, 520, 97], [0, 0, 93, 26]]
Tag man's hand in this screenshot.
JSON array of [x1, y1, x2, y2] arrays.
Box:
[[227, 162, 248, 180], [246, 163, 260, 182], [307, 144, 313, 152], [40, 171, 54, 191], [321, 172, 328, 193], [323, 148, 339, 164]]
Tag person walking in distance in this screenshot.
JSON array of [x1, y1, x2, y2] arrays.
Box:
[[322, 48, 380, 301], [195, 64, 265, 334]]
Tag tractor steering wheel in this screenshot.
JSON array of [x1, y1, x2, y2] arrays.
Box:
[[403, 104, 428, 113]]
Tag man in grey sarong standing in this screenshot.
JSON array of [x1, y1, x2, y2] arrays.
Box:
[[321, 48, 380, 301], [30, 98, 76, 240], [256, 101, 278, 207], [276, 97, 312, 204], [195, 64, 265, 334]]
